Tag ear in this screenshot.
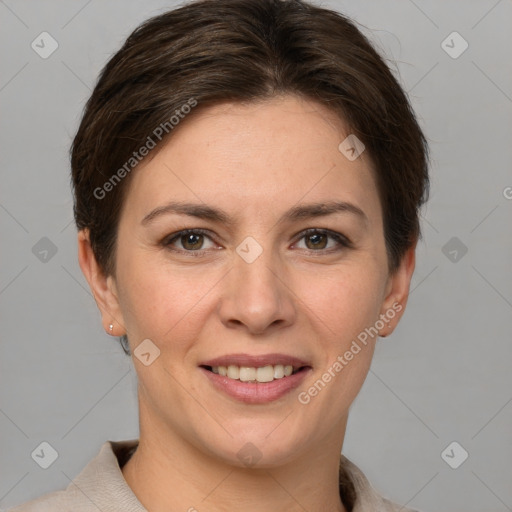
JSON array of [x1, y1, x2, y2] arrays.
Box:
[[378, 242, 417, 337], [77, 229, 126, 336]]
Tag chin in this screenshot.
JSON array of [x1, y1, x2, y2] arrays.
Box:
[[197, 423, 310, 469]]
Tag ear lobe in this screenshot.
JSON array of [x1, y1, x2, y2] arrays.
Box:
[[77, 229, 126, 336], [379, 243, 417, 336]]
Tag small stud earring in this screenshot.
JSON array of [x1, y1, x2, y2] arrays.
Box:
[[109, 323, 114, 334]]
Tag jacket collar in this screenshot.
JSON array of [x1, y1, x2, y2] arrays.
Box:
[[68, 439, 408, 512]]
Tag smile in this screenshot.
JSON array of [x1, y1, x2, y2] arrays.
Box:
[[205, 364, 302, 383]]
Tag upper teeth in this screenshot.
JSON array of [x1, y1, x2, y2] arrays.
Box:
[[211, 364, 295, 382]]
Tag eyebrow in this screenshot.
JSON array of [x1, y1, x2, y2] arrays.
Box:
[[141, 200, 368, 227]]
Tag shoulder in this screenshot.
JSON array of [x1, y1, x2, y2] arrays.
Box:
[[7, 439, 143, 512], [8, 490, 73, 512], [340, 454, 421, 512]]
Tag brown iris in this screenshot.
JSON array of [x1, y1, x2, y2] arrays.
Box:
[[304, 232, 328, 250], [181, 233, 204, 250]]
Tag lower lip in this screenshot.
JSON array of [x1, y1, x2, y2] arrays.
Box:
[[200, 367, 311, 404]]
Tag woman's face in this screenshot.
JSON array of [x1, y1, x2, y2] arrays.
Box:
[[89, 94, 413, 466]]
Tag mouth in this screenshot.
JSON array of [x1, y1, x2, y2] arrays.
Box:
[[198, 353, 312, 404]]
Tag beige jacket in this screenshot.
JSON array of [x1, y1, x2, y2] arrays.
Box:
[[9, 440, 418, 512]]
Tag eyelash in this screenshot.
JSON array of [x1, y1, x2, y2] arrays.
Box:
[[162, 228, 352, 257]]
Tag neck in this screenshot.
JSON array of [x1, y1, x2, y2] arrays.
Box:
[[122, 401, 348, 512]]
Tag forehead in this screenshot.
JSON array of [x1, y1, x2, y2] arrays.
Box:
[[122, 95, 381, 225]]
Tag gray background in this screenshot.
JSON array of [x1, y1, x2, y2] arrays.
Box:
[[1, 0, 511, 510]]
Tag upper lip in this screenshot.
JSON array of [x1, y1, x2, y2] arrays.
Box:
[[200, 353, 311, 369]]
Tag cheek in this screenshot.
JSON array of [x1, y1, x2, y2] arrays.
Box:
[[295, 270, 381, 420], [297, 265, 384, 343], [116, 254, 220, 349]]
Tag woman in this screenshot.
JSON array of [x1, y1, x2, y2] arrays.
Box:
[[11, 0, 429, 510]]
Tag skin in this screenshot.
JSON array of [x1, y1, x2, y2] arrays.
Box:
[[78, 94, 415, 512]]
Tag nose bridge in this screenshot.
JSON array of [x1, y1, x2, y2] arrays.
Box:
[[235, 234, 282, 306], [237, 236, 279, 292]]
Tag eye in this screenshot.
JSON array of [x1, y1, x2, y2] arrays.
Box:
[[162, 227, 352, 257], [163, 229, 217, 253], [294, 228, 351, 252]]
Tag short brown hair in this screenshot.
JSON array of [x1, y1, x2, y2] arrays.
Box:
[[71, 0, 429, 278]]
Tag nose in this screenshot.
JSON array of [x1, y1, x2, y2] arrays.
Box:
[[217, 243, 297, 335]]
